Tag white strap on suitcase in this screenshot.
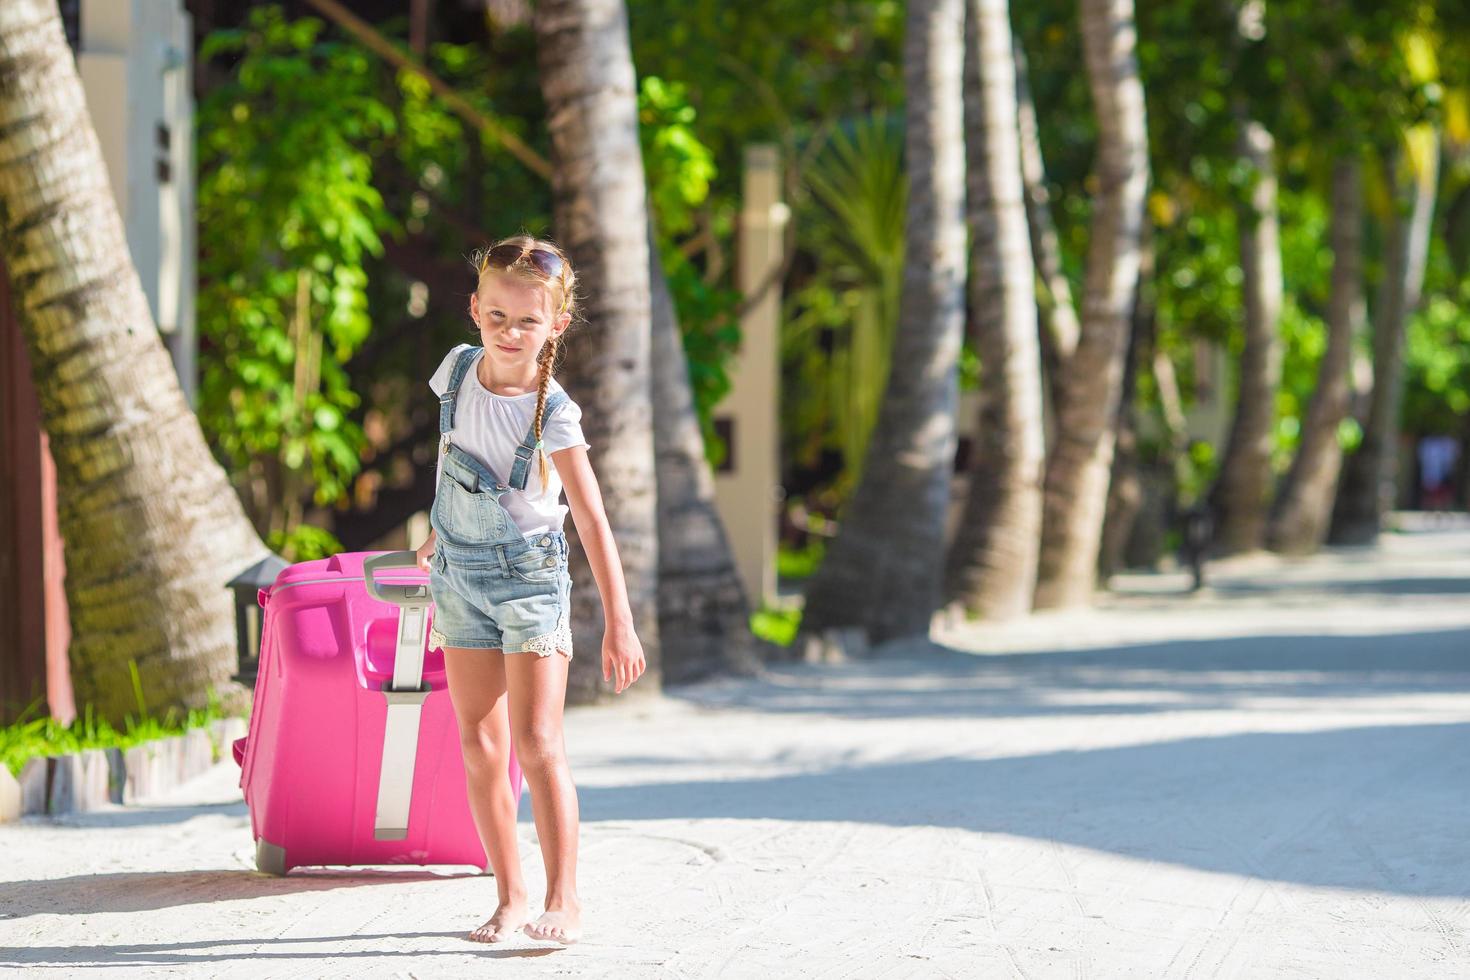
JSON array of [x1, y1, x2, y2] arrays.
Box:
[[363, 553, 434, 841]]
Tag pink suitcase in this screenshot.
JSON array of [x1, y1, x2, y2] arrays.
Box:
[[234, 550, 517, 875]]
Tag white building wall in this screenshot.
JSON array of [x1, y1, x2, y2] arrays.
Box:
[[74, 0, 197, 402]]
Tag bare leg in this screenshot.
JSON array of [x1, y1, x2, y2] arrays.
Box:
[[504, 648, 581, 944], [443, 647, 529, 942]]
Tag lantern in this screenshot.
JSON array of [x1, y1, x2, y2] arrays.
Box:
[[226, 554, 288, 686]]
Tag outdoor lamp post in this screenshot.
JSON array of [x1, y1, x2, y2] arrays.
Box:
[[227, 554, 288, 687]]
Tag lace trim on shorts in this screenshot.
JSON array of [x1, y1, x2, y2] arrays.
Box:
[[520, 612, 572, 658], [429, 625, 448, 651]]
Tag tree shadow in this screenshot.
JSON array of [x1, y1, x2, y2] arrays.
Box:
[[622, 627, 1470, 897], [1209, 576, 1470, 597], [672, 627, 1470, 721], [43, 799, 248, 830], [578, 721, 1470, 898], [0, 932, 562, 968], [0, 868, 483, 919]]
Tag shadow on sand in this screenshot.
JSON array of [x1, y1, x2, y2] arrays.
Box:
[[671, 626, 1470, 721], [638, 626, 1470, 898], [4, 618, 1466, 963], [0, 931, 562, 968], [0, 867, 484, 919]]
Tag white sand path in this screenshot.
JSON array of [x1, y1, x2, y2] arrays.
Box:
[[3, 526, 1469, 978]]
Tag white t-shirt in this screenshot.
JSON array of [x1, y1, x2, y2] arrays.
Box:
[[429, 344, 590, 537]]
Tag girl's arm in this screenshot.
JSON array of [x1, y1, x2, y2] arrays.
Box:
[[552, 445, 646, 692]]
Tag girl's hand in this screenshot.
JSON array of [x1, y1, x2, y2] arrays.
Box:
[[413, 532, 437, 572], [602, 618, 646, 694]]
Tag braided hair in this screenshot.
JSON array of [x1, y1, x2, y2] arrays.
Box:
[[469, 235, 576, 488]]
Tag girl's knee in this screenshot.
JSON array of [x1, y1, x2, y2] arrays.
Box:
[[459, 717, 511, 767], [512, 725, 564, 771]]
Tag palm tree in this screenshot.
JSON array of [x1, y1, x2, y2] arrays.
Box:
[[1332, 133, 1441, 543], [1208, 0, 1285, 556], [1012, 37, 1079, 406], [1211, 112, 1284, 555], [1099, 223, 1157, 578], [1033, 0, 1150, 609], [649, 229, 763, 681], [0, 0, 270, 722], [945, 0, 1045, 620], [533, 0, 660, 700], [800, 0, 968, 643], [1267, 157, 1361, 553]]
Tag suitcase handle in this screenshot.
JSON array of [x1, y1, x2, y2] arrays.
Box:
[[362, 552, 435, 842], [363, 552, 432, 607]]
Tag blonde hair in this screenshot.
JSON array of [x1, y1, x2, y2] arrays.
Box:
[[469, 234, 577, 487]]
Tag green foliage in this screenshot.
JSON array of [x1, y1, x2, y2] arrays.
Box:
[[1271, 184, 1348, 466], [777, 536, 827, 581], [1182, 439, 1219, 507], [389, 36, 550, 240], [638, 76, 742, 455], [0, 675, 229, 778], [747, 541, 822, 646], [750, 606, 801, 647], [785, 113, 906, 500], [1156, 207, 1240, 353], [1404, 243, 1470, 434], [627, 1, 904, 180], [663, 249, 743, 463], [628, 1, 905, 502], [268, 523, 345, 562], [196, 7, 394, 555], [178, 0, 1465, 550], [640, 76, 718, 238]]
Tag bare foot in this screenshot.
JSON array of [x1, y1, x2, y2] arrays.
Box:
[[523, 903, 581, 945], [469, 897, 529, 943]]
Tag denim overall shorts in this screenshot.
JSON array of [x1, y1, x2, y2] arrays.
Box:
[[427, 347, 574, 659]]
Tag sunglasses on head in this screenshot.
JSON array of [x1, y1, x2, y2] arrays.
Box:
[[479, 241, 565, 280]]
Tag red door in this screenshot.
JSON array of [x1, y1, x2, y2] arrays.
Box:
[[0, 259, 74, 725]]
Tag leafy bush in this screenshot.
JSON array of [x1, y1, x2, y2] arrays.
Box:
[[196, 8, 392, 558], [750, 606, 801, 647], [0, 666, 230, 777]]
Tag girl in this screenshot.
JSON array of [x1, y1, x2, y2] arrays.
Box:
[[413, 235, 647, 946]]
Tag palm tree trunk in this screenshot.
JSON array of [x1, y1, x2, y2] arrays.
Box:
[[534, 0, 660, 699], [1012, 35, 1079, 406], [1267, 157, 1362, 553], [1033, 0, 1150, 609], [800, 0, 967, 643], [649, 228, 763, 681], [1210, 114, 1284, 554], [945, 0, 1045, 620], [0, 0, 269, 722], [1100, 221, 1156, 578], [1209, 1, 1281, 555], [1331, 133, 1440, 543]]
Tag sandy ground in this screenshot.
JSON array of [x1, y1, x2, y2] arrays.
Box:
[[3, 524, 1470, 979]]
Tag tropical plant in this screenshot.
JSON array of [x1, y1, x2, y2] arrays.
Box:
[[0, 667, 228, 777], [792, 112, 907, 491], [637, 75, 742, 454], [196, 9, 398, 561]]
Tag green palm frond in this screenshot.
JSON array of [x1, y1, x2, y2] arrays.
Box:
[[800, 111, 907, 484]]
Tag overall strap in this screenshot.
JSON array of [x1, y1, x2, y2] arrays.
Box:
[[438, 346, 482, 454], [507, 389, 570, 490]]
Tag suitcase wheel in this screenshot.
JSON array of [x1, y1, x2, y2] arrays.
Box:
[[255, 838, 288, 876]]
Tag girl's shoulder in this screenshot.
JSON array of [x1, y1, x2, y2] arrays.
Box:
[[545, 378, 583, 415], [428, 343, 481, 396]]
